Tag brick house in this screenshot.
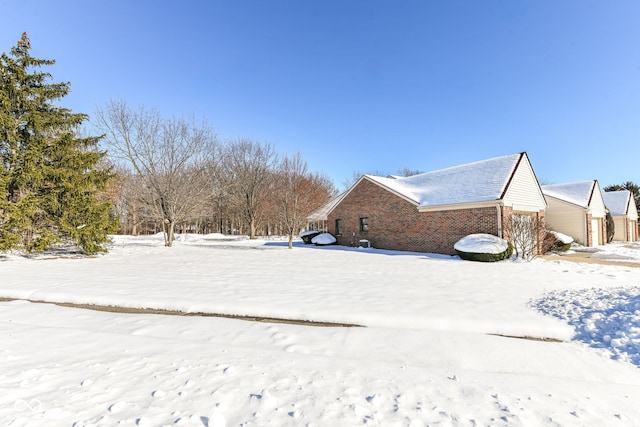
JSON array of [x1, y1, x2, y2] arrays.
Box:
[[602, 190, 638, 242], [541, 180, 607, 247], [326, 152, 547, 255]]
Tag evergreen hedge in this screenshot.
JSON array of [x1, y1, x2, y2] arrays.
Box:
[[455, 241, 514, 262]]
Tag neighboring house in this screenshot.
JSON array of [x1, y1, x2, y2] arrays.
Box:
[[326, 152, 547, 255], [602, 190, 639, 242], [541, 180, 607, 246]]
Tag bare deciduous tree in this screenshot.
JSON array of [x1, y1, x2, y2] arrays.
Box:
[[396, 167, 424, 177], [109, 167, 152, 235], [505, 213, 543, 260], [220, 139, 278, 239], [96, 100, 218, 246], [275, 152, 335, 248]]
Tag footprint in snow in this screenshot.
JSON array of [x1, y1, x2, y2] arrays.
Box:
[[366, 394, 383, 405], [271, 332, 293, 344], [136, 417, 151, 427], [108, 401, 127, 413], [284, 344, 309, 354], [151, 390, 166, 398]]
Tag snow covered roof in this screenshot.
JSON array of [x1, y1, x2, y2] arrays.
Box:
[[602, 190, 631, 216], [363, 153, 524, 207], [307, 192, 346, 221], [541, 181, 597, 208]]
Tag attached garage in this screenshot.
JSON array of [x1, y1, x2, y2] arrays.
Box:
[[542, 180, 607, 247], [602, 190, 639, 242]]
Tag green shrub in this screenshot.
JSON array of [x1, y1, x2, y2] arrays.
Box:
[[455, 241, 513, 262]]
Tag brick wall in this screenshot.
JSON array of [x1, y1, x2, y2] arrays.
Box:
[[328, 178, 503, 255], [585, 213, 593, 246]]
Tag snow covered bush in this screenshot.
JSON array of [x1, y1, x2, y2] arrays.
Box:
[[454, 233, 513, 262], [543, 230, 574, 253], [300, 230, 321, 244], [311, 232, 337, 246]]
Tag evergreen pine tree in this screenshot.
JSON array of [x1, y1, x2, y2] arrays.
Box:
[[0, 33, 116, 254]]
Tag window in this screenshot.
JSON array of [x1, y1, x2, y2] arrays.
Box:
[[335, 218, 343, 235], [359, 217, 369, 232]]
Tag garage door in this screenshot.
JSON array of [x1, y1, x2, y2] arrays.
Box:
[[613, 218, 625, 241]]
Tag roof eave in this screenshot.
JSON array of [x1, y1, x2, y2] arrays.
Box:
[[417, 199, 503, 212]]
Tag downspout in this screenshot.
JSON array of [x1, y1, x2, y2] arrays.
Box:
[[496, 204, 503, 238]]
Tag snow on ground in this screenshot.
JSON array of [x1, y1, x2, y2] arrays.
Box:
[[1, 235, 640, 426]]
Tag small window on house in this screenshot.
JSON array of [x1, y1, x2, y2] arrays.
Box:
[[360, 217, 369, 232], [335, 218, 343, 235]]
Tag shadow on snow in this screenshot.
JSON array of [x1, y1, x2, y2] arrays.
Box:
[[533, 287, 640, 367]]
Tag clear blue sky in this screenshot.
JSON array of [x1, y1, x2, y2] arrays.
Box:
[[3, 0, 640, 190]]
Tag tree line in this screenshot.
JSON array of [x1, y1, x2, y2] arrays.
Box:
[[97, 99, 336, 248], [1, 33, 335, 254]]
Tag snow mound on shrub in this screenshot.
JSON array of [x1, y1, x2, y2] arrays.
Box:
[[311, 233, 336, 245], [549, 231, 574, 244], [454, 233, 509, 255]]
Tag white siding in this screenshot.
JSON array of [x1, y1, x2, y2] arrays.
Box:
[[544, 196, 588, 244], [589, 185, 607, 219], [629, 198, 639, 221], [502, 155, 546, 212]]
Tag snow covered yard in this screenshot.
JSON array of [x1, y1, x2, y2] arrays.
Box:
[[2, 235, 640, 426]]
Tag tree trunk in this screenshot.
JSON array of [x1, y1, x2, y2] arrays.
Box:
[[249, 219, 257, 239], [168, 221, 175, 245], [163, 219, 175, 247], [131, 210, 138, 236]]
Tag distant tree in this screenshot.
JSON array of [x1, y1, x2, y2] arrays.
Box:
[[341, 167, 424, 191], [536, 177, 554, 186], [110, 167, 156, 235], [396, 167, 424, 177], [275, 152, 335, 248], [96, 100, 218, 246], [604, 181, 640, 217], [0, 33, 116, 254], [220, 139, 278, 239], [341, 169, 388, 191]]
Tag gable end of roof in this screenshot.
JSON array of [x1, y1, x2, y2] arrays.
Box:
[[587, 180, 597, 207], [499, 152, 524, 200]]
